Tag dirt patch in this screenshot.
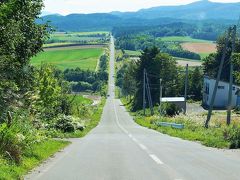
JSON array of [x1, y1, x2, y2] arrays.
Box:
[[44, 44, 107, 52], [181, 42, 216, 53]]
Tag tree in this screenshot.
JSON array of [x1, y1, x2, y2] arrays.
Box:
[[189, 67, 203, 100], [34, 64, 62, 120], [132, 47, 179, 111], [203, 34, 240, 83], [0, 0, 49, 118], [122, 62, 137, 100]]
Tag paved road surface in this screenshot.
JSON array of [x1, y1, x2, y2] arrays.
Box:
[[25, 37, 240, 180]]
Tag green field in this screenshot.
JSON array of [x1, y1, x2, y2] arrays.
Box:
[[68, 95, 93, 106], [46, 31, 110, 45], [160, 36, 213, 43], [125, 50, 141, 56], [31, 48, 104, 70], [199, 53, 211, 59]]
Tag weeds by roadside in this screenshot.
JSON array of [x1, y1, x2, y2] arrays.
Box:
[[121, 98, 240, 149]]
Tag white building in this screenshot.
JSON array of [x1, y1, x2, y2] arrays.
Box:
[[203, 76, 240, 109]]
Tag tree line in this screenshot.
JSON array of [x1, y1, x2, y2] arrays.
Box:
[[63, 54, 109, 95], [114, 34, 201, 60], [116, 47, 203, 111]]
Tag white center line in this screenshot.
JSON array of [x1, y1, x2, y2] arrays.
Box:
[[139, 143, 148, 151], [113, 100, 164, 166], [149, 154, 164, 165]]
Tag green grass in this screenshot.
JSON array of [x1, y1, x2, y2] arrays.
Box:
[[125, 50, 141, 56], [0, 140, 70, 180], [43, 42, 77, 48], [68, 95, 93, 106], [121, 98, 240, 149], [67, 31, 109, 36], [31, 48, 104, 70], [160, 36, 212, 43], [199, 53, 210, 59], [48, 32, 109, 44], [57, 98, 106, 138], [173, 57, 202, 62]]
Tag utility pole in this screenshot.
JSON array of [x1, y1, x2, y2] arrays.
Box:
[[205, 28, 231, 128], [184, 64, 189, 115], [145, 71, 154, 115], [227, 25, 237, 125], [143, 69, 146, 115], [159, 78, 163, 116]]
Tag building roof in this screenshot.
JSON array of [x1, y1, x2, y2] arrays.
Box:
[[161, 97, 185, 102]]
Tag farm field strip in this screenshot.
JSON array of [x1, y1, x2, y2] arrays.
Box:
[[44, 44, 107, 51], [181, 42, 217, 53], [173, 57, 202, 67], [160, 36, 213, 43], [31, 48, 104, 71]]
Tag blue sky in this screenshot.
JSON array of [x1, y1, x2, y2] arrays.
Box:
[[43, 0, 240, 15]]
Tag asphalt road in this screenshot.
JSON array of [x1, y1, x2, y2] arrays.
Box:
[[25, 37, 240, 180]]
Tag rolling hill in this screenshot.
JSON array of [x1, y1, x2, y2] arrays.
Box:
[[39, 0, 239, 31]]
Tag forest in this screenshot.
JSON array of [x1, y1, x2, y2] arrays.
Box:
[[112, 22, 226, 60]]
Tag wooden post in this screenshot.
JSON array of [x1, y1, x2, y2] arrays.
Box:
[[184, 64, 189, 115], [227, 25, 237, 125], [205, 28, 231, 128], [143, 69, 146, 115]]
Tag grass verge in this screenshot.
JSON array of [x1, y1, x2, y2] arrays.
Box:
[[0, 139, 70, 180], [121, 98, 240, 149], [50, 98, 106, 138]]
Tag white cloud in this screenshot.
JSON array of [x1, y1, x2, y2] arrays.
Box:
[[43, 0, 240, 15]]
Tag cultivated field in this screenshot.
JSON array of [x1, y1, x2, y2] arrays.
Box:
[[160, 36, 212, 43], [181, 42, 216, 54], [31, 48, 104, 70], [176, 59, 202, 67], [45, 31, 110, 47]]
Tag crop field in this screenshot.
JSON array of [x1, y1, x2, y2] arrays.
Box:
[[45, 31, 110, 46], [174, 57, 202, 67], [160, 36, 213, 43], [31, 48, 104, 70], [125, 50, 141, 56], [181, 42, 216, 54]]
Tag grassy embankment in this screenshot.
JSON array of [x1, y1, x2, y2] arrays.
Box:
[[121, 98, 240, 149], [0, 140, 70, 179], [0, 95, 105, 179]]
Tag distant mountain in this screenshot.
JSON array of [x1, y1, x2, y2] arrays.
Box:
[[40, 11, 58, 17], [39, 13, 122, 31], [112, 0, 240, 20], [40, 0, 240, 31]]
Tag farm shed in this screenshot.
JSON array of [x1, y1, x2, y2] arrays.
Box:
[[203, 76, 240, 109]]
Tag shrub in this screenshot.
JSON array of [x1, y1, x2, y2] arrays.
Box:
[[0, 116, 44, 164], [161, 102, 181, 117], [54, 115, 85, 133], [223, 125, 240, 149]]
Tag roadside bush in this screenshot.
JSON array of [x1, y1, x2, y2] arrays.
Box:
[[0, 116, 44, 164], [161, 102, 181, 117], [54, 115, 85, 133], [223, 125, 240, 149]]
